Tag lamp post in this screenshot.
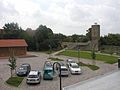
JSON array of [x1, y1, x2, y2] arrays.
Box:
[[53, 62, 62, 90]]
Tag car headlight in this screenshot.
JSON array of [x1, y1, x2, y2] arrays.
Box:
[[36, 79, 39, 81]]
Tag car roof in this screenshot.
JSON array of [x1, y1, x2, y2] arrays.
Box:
[[61, 66, 67, 69], [67, 59, 73, 61], [21, 63, 30, 66], [70, 63, 78, 66], [29, 70, 39, 75], [67, 59, 75, 62]]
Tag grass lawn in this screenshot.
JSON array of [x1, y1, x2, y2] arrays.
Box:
[[6, 76, 24, 87], [78, 62, 99, 71], [49, 57, 64, 61], [59, 50, 119, 64]]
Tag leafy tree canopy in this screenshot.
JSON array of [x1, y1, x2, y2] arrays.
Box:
[[3, 22, 22, 31]]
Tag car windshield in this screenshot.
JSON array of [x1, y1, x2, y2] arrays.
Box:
[[71, 60, 75, 63], [28, 75, 38, 78], [21, 66, 27, 70], [61, 68, 68, 71], [60, 63, 64, 66], [72, 65, 79, 68], [44, 70, 53, 73], [46, 64, 52, 67]]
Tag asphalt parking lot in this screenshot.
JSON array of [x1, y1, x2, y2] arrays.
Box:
[[0, 52, 118, 90]]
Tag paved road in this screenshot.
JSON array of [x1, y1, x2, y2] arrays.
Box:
[[63, 70, 120, 90]]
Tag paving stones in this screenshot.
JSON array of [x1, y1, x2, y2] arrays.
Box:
[[0, 52, 117, 90]]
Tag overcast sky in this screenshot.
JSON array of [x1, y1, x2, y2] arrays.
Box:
[[0, 0, 120, 35]]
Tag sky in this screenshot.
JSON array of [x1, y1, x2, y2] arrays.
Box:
[[0, 0, 120, 36]]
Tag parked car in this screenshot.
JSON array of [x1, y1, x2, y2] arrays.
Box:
[[44, 61, 53, 67], [60, 65, 69, 76], [69, 63, 81, 74], [56, 62, 65, 70], [43, 61, 54, 80], [56, 62, 69, 77], [16, 63, 31, 76], [26, 70, 41, 84], [66, 59, 75, 67]]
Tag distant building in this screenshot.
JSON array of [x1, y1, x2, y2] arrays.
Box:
[[0, 39, 28, 57], [62, 23, 100, 51]]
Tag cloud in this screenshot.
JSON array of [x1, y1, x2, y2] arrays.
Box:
[[0, 0, 18, 26], [0, 0, 120, 35]]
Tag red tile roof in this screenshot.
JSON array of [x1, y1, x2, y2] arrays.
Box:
[[0, 39, 28, 47]]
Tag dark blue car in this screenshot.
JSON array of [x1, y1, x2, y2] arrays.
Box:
[[16, 63, 31, 76]]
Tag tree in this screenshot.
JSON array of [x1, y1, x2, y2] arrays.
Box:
[[3, 22, 21, 31], [100, 34, 120, 46], [63, 34, 89, 42], [34, 25, 54, 51], [7, 56, 17, 77], [2, 22, 23, 39], [54, 33, 67, 42], [71, 34, 80, 42], [86, 28, 92, 41], [19, 31, 36, 51]]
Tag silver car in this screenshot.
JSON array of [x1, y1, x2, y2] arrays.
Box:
[[26, 70, 41, 84], [69, 63, 81, 74], [60, 66, 69, 76], [56, 62, 69, 77]]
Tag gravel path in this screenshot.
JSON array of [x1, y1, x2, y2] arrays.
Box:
[[0, 52, 118, 90]]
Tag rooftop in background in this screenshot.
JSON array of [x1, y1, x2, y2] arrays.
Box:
[[0, 39, 28, 47]]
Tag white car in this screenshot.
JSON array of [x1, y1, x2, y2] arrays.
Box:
[[69, 63, 81, 74], [26, 70, 41, 84], [66, 59, 75, 67]]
